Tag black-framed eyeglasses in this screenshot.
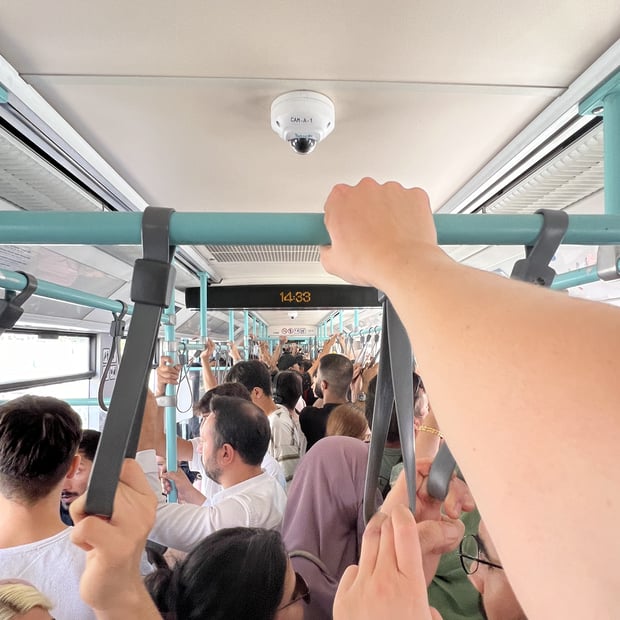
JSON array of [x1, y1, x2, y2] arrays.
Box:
[[278, 571, 311, 610], [458, 534, 503, 575]]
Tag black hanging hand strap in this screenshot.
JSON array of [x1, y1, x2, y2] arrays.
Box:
[[364, 294, 415, 524], [0, 271, 38, 335], [97, 301, 128, 412], [85, 207, 176, 518]]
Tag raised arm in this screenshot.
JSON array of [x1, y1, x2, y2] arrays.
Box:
[[154, 357, 193, 461], [307, 332, 339, 378], [199, 339, 218, 391], [320, 177, 620, 619]]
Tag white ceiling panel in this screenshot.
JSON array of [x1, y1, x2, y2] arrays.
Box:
[[2, 1, 620, 86], [0, 2, 619, 330]]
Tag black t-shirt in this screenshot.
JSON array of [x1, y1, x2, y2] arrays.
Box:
[[299, 402, 340, 450]]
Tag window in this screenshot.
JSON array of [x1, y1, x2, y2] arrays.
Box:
[[0, 329, 95, 390]]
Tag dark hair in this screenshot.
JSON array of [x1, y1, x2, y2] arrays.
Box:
[[225, 361, 272, 396], [0, 396, 82, 504], [273, 371, 302, 410], [146, 527, 288, 620], [209, 396, 270, 466], [318, 354, 354, 398], [195, 382, 251, 415], [78, 429, 101, 463], [276, 353, 296, 371]]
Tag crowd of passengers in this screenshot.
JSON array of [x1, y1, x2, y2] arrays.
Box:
[[0, 331, 526, 620]]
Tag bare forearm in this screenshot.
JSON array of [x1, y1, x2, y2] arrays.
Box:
[[93, 586, 161, 620], [384, 252, 620, 617], [201, 360, 218, 391]]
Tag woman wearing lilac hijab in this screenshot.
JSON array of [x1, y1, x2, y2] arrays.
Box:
[[282, 435, 382, 620]]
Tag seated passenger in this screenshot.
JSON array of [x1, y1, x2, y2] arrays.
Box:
[[299, 353, 353, 449], [0, 396, 95, 619], [146, 527, 308, 620], [325, 403, 371, 441], [60, 429, 101, 526], [137, 393, 287, 553], [0, 579, 54, 619]]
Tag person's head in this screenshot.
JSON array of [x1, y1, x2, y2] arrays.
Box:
[[0, 396, 81, 506], [0, 579, 54, 620], [198, 395, 270, 484], [195, 382, 252, 416], [146, 527, 308, 620], [226, 361, 273, 403], [460, 521, 528, 620], [273, 371, 303, 411], [326, 403, 371, 441], [60, 429, 101, 510], [277, 353, 301, 373], [315, 354, 353, 401]]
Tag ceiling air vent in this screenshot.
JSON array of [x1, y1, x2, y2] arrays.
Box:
[[205, 245, 320, 263], [482, 125, 604, 214]]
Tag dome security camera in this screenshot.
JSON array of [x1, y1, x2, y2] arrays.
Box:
[[271, 91, 335, 155]]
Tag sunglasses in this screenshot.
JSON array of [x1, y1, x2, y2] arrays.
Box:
[[278, 571, 311, 610]]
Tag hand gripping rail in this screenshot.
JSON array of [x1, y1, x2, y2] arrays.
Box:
[[364, 294, 415, 523], [85, 207, 176, 518]]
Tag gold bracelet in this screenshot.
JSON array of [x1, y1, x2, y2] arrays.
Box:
[[418, 425, 444, 439]]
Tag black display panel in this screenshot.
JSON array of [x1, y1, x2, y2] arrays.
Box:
[[185, 284, 381, 310]]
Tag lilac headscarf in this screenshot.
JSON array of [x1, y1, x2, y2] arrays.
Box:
[[282, 435, 382, 620]]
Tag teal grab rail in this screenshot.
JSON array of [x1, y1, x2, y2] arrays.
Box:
[[1, 212, 620, 245]]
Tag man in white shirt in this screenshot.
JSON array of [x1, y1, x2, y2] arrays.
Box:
[[138, 393, 287, 553], [155, 358, 286, 499], [0, 396, 96, 619]]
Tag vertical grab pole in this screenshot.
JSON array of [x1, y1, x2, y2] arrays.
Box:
[[354, 309, 359, 331], [163, 300, 178, 503], [339, 311, 344, 334], [244, 311, 250, 359], [228, 310, 235, 343], [604, 91, 620, 216], [199, 272, 208, 341]]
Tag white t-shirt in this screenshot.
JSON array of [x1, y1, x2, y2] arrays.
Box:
[[189, 437, 286, 500], [0, 528, 95, 620], [137, 450, 287, 553]]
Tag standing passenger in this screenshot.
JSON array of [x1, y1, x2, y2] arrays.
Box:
[[0, 396, 95, 619], [136, 393, 287, 553], [59, 429, 101, 526], [299, 353, 353, 449], [226, 360, 303, 479]]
